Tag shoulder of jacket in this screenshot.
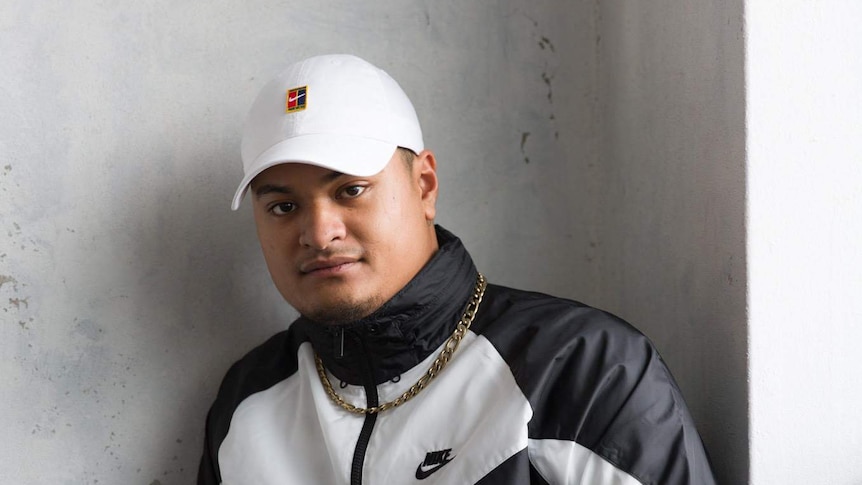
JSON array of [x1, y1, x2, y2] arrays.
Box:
[[479, 283, 652, 350], [212, 324, 307, 407], [227, 327, 296, 372]]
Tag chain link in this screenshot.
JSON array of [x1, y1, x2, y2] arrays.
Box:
[[314, 273, 487, 414]]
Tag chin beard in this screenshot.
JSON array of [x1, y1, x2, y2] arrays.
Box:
[[301, 298, 383, 326]]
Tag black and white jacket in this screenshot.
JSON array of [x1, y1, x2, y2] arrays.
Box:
[[198, 227, 716, 484]]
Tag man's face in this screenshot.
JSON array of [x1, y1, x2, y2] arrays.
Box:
[[250, 150, 439, 324]]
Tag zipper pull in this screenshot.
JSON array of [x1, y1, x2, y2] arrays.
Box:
[[335, 327, 345, 360]]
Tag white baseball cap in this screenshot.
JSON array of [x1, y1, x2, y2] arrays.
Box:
[[231, 54, 424, 210]]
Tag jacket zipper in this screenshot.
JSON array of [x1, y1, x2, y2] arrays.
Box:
[[349, 331, 378, 485]]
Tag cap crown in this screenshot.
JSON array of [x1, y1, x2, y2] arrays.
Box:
[[232, 55, 424, 210]]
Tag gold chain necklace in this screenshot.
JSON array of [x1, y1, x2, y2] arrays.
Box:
[[314, 273, 487, 415]]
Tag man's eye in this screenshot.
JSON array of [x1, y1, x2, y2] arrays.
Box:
[[340, 185, 366, 198], [270, 202, 296, 215]]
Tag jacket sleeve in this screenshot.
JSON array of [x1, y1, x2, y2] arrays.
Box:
[[197, 408, 221, 485], [525, 316, 716, 485], [474, 288, 716, 485]]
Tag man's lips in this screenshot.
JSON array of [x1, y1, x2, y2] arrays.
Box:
[[299, 257, 360, 274]]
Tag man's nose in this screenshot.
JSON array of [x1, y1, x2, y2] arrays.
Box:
[[298, 203, 347, 250]]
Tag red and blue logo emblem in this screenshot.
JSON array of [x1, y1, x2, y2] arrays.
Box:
[[286, 86, 307, 113]]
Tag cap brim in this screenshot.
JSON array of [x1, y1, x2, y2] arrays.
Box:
[[231, 134, 397, 210]]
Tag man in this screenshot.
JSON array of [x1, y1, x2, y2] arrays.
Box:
[[198, 54, 716, 484]]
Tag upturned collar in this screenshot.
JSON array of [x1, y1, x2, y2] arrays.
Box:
[[295, 226, 478, 386]]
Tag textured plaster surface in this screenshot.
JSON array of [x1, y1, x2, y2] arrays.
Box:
[[1, 1, 767, 483], [0, 1, 598, 483]]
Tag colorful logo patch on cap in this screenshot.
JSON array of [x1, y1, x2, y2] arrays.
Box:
[[286, 86, 307, 113]]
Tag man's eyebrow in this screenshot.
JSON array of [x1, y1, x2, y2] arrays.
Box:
[[321, 170, 346, 182], [254, 184, 292, 198]]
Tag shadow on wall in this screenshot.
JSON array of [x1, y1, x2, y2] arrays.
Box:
[[595, 1, 747, 483]]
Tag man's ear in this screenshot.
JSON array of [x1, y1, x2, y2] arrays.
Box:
[[414, 149, 438, 222]]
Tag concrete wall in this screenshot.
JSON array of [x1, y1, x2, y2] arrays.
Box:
[[747, 3, 862, 484], [3, 0, 780, 483], [0, 1, 599, 483], [596, 2, 748, 483]]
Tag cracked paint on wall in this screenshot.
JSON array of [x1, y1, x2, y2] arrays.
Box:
[[8, 297, 29, 309], [0, 274, 17, 291]]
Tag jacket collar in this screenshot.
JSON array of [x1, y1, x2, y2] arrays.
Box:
[[296, 226, 478, 386]]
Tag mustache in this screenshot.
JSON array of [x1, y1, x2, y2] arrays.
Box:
[[297, 248, 364, 272]]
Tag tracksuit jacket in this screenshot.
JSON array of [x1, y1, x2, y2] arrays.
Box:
[[198, 227, 716, 484]]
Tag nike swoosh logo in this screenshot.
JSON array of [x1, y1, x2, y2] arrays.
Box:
[[415, 457, 453, 480], [288, 92, 306, 103]]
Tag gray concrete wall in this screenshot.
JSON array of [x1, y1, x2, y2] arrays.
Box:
[[2, 1, 759, 483], [1, 1, 600, 483], [595, 2, 748, 484]]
